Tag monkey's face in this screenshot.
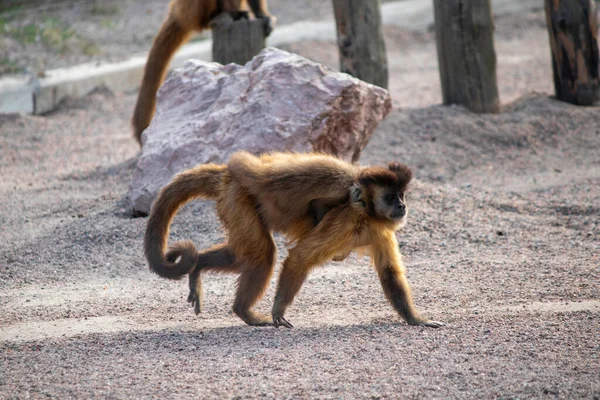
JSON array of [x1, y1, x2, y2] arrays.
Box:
[[350, 184, 408, 223], [355, 162, 413, 224], [372, 186, 407, 222]]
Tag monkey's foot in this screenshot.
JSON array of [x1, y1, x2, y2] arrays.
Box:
[[236, 310, 273, 327], [187, 290, 202, 315], [409, 318, 444, 328], [232, 10, 250, 20], [272, 314, 293, 329]]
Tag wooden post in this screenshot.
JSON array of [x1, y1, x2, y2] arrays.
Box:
[[545, 0, 599, 105], [212, 16, 266, 65], [433, 0, 500, 113], [332, 0, 388, 89]]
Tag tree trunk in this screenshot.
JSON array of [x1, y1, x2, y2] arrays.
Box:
[[332, 0, 388, 89], [433, 0, 500, 113], [545, 0, 599, 105], [212, 16, 266, 66]]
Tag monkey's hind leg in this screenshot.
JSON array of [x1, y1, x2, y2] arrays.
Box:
[[187, 239, 277, 327], [220, 186, 277, 327], [188, 269, 203, 314], [232, 255, 276, 326], [229, 223, 277, 326], [187, 244, 237, 315]]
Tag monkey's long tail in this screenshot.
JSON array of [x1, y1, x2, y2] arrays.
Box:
[[144, 164, 227, 280], [132, 15, 192, 145]]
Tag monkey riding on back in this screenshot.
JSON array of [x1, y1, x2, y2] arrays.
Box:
[[144, 151, 443, 328]]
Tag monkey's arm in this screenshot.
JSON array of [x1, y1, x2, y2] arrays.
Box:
[[371, 230, 443, 328]]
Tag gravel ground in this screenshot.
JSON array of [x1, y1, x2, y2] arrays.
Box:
[[1, 9, 599, 400]]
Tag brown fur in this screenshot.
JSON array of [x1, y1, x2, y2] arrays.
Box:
[[132, 0, 274, 144], [144, 151, 443, 328]]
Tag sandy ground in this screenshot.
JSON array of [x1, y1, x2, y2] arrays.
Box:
[[1, 9, 600, 399]]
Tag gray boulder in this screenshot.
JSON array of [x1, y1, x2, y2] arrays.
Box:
[[130, 47, 392, 215]]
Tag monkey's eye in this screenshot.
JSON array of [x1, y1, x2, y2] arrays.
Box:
[[385, 194, 396, 203]]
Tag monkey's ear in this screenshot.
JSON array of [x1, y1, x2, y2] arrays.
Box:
[[349, 183, 363, 204], [388, 163, 403, 172], [388, 162, 413, 186]]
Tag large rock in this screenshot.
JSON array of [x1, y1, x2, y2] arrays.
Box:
[[129, 47, 392, 215]]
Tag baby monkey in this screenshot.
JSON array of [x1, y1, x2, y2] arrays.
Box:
[[144, 151, 443, 328]]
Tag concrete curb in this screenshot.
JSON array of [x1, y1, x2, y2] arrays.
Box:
[[0, 0, 541, 115]]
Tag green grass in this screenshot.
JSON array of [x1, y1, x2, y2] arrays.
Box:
[[39, 18, 75, 52], [0, 55, 22, 75], [0, 1, 25, 17], [5, 19, 75, 52], [1, 16, 103, 56], [9, 23, 39, 43], [89, 2, 120, 16], [81, 40, 101, 56], [0, 4, 107, 58], [99, 18, 116, 29]]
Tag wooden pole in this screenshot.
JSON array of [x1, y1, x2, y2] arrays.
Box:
[[212, 16, 266, 66], [545, 0, 599, 105], [332, 0, 388, 89], [433, 0, 500, 113]]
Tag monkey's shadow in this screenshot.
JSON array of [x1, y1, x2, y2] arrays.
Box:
[[90, 319, 426, 356]]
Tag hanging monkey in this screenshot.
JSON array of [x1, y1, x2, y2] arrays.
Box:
[[132, 0, 275, 144]]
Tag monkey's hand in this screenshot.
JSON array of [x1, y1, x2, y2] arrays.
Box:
[[272, 312, 293, 328], [261, 16, 276, 37], [408, 318, 444, 328]]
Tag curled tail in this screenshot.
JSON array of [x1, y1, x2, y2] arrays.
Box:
[[144, 164, 227, 280], [132, 15, 193, 145]]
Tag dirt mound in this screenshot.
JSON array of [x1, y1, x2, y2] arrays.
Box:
[[373, 93, 600, 187]]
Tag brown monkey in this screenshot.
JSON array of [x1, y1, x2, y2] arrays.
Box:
[[144, 152, 443, 328], [132, 0, 275, 144]]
